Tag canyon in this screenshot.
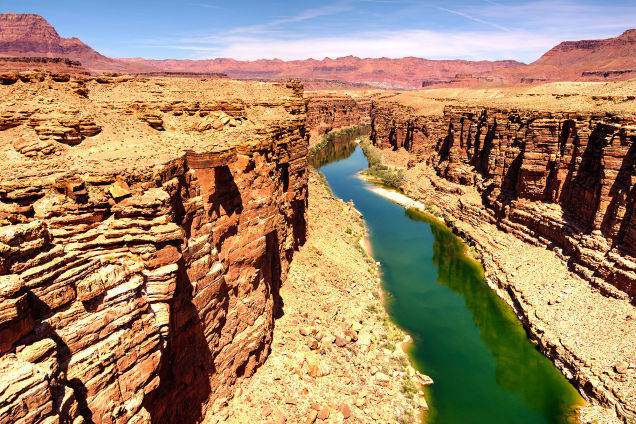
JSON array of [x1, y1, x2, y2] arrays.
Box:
[[366, 87, 636, 301], [0, 10, 635, 424], [304, 83, 635, 422], [1, 14, 635, 89]]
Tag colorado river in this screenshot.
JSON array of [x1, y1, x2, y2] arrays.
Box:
[[316, 143, 584, 424]]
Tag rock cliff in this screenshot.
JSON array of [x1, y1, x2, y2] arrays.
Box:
[[0, 73, 307, 423], [2, 13, 634, 88], [305, 92, 374, 135], [0, 14, 133, 73], [303, 85, 635, 421], [369, 102, 635, 301]]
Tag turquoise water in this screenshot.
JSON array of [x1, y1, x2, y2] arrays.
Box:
[[317, 145, 583, 424]]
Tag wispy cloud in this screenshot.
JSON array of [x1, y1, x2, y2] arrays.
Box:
[[152, 29, 561, 62], [226, 3, 353, 35], [436, 6, 511, 32], [468, 0, 636, 31], [190, 2, 222, 9]]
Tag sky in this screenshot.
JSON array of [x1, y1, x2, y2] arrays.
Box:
[[3, 0, 635, 63]]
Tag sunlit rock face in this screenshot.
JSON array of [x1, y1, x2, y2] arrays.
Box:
[[0, 74, 307, 424], [370, 103, 635, 300]]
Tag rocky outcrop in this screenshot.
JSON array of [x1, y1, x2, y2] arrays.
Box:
[[370, 103, 636, 301], [2, 13, 634, 87], [0, 74, 308, 423], [0, 14, 136, 73]]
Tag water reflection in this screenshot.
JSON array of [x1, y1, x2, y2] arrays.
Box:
[[309, 140, 356, 168], [406, 208, 583, 423], [308, 125, 369, 168]]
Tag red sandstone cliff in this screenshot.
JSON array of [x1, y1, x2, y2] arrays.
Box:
[[3, 13, 632, 88], [305, 92, 374, 134], [368, 103, 635, 301], [0, 13, 148, 72], [304, 88, 635, 301], [303, 89, 636, 421], [522, 29, 636, 82], [0, 74, 307, 423], [2, 13, 634, 87], [119, 56, 524, 90]]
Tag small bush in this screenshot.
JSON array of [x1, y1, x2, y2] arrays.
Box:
[[366, 304, 379, 314], [395, 409, 416, 424], [400, 377, 418, 398]]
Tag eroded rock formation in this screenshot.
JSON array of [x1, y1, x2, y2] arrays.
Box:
[[305, 93, 372, 135], [304, 86, 635, 421], [0, 73, 307, 423], [369, 103, 635, 300]]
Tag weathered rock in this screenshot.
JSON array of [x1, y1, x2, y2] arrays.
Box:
[[0, 76, 308, 424], [369, 103, 636, 301]]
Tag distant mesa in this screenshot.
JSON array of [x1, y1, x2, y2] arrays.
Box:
[[0, 13, 634, 88]]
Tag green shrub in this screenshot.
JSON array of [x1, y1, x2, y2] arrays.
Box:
[[400, 377, 418, 398], [359, 140, 404, 191]]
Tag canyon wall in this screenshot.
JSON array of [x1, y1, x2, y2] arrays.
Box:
[[369, 103, 635, 301], [0, 74, 307, 423], [304, 91, 635, 301], [305, 93, 372, 135]]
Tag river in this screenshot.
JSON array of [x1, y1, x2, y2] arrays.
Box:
[[316, 142, 584, 424]]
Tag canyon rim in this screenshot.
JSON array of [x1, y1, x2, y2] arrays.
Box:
[[0, 3, 635, 424]]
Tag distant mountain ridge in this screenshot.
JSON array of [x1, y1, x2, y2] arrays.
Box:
[[0, 13, 634, 88], [0, 13, 134, 72], [119, 55, 524, 89]]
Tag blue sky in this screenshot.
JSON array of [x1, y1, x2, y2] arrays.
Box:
[[4, 0, 635, 62]]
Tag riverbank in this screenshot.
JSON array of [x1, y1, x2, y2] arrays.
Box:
[[215, 170, 422, 423], [365, 144, 634, 424]]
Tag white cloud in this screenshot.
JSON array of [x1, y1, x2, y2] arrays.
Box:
[[160, 29, 565, 62], [136, 0, 635, 62]]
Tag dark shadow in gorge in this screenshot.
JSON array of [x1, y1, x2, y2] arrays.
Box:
[[404, 208, 582, 421], [34, 321, 94, 423], [144, 251, 223, 424], [562, 125, 609, 232], [145, 166, 241, 423], [601, 139, 635, 246]]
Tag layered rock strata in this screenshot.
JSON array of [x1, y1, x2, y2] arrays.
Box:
[[216, 171, 421, 424], [305, 93, 374, 135], [367, 101, 636, 422], [363, 144, 635, 423], [304, 85, 635, 421], [0, 73, 308, 423], [369, 103, 636, 301]]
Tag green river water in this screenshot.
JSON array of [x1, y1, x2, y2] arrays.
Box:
[[315, 142, 584, 424]]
